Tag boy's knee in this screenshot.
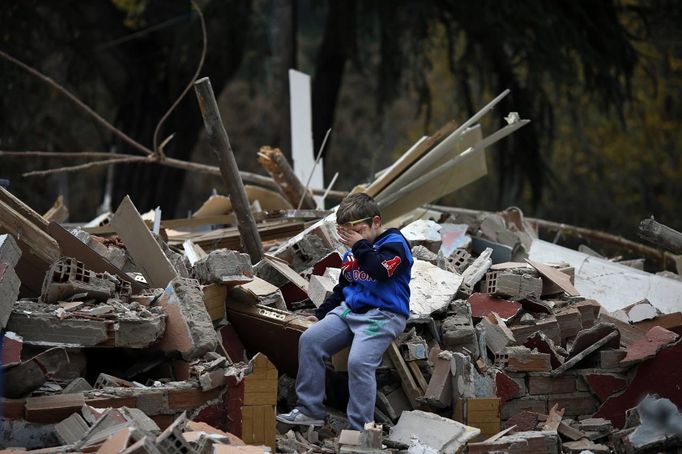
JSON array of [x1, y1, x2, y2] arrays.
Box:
[[347, 353, 373, 373]]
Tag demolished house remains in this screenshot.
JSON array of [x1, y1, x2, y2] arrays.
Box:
[[2, 84, 682, 454]]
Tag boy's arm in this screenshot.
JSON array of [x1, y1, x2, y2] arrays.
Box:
[[313, 272, 349, 320], [352, 239, 408, 281]]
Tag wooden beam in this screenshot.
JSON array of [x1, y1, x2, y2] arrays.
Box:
[[638, 217, 682, 255], [257, 146, 316, 210], [194, 77, 264, 264], [386, 342, 422, 409]]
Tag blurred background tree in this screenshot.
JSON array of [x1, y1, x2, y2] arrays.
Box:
[[1, 0, 680, 244]]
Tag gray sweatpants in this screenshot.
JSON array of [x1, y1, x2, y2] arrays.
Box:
[[295, 303, 407, 430]]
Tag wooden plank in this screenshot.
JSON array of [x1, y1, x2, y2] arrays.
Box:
[[526, 259, 579, 296], [0, 199, 60, 295], [47, 222, 146, 293], [0, 187, 48, 232], [378, 126, 484, 223], [408, 361, 429, 394], [387, 342, 422, 409], [109, 196, 177, 288]]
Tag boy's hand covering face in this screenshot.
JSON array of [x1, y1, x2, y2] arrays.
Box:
[[337, 225, 366, 247]]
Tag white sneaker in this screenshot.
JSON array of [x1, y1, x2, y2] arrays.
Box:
[[276, 408, 324, 426]]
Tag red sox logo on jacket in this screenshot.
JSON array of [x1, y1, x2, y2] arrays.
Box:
[[381, 256, 401, 277]]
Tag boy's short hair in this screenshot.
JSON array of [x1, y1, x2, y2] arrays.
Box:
[[336, 193, 381, 225]]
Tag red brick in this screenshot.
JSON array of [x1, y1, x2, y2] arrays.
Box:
[[584, 373, 627, 401], [504, 410, 539, 431], [1, 332, 22, 365], [524, 332, 564, 369], [549, 392, 597, 417], [501, 397, 547, 420], [528, 375, 576, 395]]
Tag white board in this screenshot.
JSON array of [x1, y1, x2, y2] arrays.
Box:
[[289, 69, 323, 207]]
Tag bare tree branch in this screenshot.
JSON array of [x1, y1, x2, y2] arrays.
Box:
[[0, 48, 154, 156], [23, 156, 149, 177], [0, 150, 134, 159]]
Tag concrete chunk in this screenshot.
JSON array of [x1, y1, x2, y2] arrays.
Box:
[[401, 219, 442, 253], [193, 249, 253, 285], [387, 410, 480, 452], [307, 274, 335, 307], [0, 234, 22, 268], [156, 277, 218, 360]]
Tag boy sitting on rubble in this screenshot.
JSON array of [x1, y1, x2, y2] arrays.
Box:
[[276, 193, 414, 430]]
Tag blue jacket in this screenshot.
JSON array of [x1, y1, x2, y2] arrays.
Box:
[[315, 228, 413, 319]]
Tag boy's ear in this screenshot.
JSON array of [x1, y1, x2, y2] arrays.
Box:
[[372, 215, 382, 226]]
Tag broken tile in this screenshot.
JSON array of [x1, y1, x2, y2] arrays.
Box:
[[620, 326, 679, 366], [54, 412, 90, 445], [494, 371, 523, 403], [468, 292, 521, 321]]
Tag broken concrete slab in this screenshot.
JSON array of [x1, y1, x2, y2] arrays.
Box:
[[193, 249, 254, 285], [387, 410, 480, 452], [620, 325, 679, 366], [6, 300, 166, 348], [155, 277, 218, 361], [409, 259, 462, 316], [4, 347, 69, 398], [468, 292, 521, 321], [612, 299, 659, 324]]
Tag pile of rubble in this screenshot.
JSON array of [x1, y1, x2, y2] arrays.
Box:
[[3, 180, 682, 453]]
